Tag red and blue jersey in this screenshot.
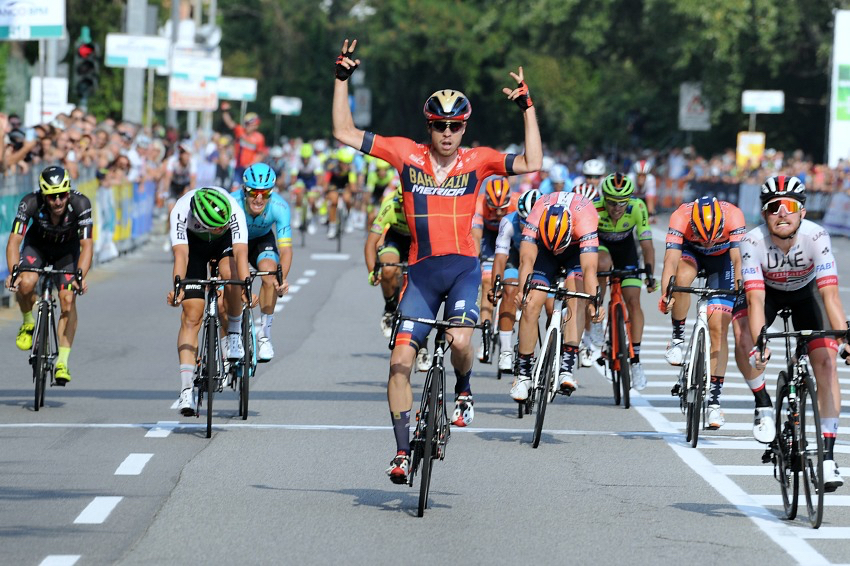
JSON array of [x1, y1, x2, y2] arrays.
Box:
[[359, 132, 516, 264]]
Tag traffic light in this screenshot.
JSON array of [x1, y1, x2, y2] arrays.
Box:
[[73, 27, 99, 102]]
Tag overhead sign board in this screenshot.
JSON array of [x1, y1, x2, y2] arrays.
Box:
[[169, 76, 218, 111], [270, 96, 302, 116], [171, 51, 222, 81], [742, 90, 784, 114], [678, 82, 710, 131], [0, 0, 65, 40], [217, 76, 257, 102], [105, 33, 169, 69]]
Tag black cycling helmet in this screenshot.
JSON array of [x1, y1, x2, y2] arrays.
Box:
[[760, 175, 806, 205]]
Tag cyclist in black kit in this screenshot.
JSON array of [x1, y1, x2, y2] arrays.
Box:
[[4, 166, 93, 385]]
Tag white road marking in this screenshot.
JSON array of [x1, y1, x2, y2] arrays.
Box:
[[114, 453, 154, 475], [145, 421, 180, 438], [789, 527, 850, 539], [73, 497, 123, 524], [715, 465, 775, 476], [281, 296, 293, 303], [310, 253, 350, 260], [296, 278, 310, 285], [288, 285, 301, 294], [752, 495, 850, 507], [39, 557, 80, 566], [303, 269, 317, 276], [274, 305, 284, 313]]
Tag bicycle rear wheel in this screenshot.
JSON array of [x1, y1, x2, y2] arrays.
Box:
[[800, 371, 824, 528], [687, 329, 706, 448], [615, 305, 631, 410], [532, 329, 558, 449], [205, 320, 217, 438], [239, 315, 254, 420], [775, 371, 798, 520], [418, 365, 440, 517], [33, 302, 50, 411]]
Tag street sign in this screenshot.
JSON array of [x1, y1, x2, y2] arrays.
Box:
[[742, 90, 784, 114], [217, 76, 257, 102], [30, 77, 68, 107], [105, 33, 169, 69], [0, 0, 65, 40], [169, 76, 218, 111], [24, 101, 75, 127], [270, 96, 302, 116], [678, 82, 710, 131], [171, 51, 222, 80]]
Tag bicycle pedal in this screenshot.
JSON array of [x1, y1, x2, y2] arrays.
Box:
[[670, 383, 681, 397], [595, 357, 605, 367], [761, 449, 773, 465]]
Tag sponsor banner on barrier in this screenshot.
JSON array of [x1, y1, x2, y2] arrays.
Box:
[[822, 192, 850, 237]]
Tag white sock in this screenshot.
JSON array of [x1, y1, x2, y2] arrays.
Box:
[[262, 313, 274, 339], [180, 364, 194, 390], [227, 314, 242, 334], [499, 331, 512, 352]]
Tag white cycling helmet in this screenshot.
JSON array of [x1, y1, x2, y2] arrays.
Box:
[[541, 156, 555, 172], [631, 159, 652, 175], [582, 159, 606, 177], [549, 164, 569, 184]]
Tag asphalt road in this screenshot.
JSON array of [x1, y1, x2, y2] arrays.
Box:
[[1, 220, 850, 566]]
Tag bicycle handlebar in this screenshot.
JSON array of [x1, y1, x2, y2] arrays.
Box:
[[757, 325, 850, 358], [388, 313, 488, 351], [10, 264, 84, 294], [172, 274, 252, 306], [664, 275, 740, 305], [520, 273, 599, 309]]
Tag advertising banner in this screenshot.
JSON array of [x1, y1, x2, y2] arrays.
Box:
[[736, 131, 766, 169], [0, 0, 64, 40], [828, 11, 850, 167]]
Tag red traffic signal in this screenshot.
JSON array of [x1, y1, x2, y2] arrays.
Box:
[[77, 43, 95, 58]]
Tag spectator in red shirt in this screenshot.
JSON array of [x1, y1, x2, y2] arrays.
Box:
[[220, 101, 267, 184]]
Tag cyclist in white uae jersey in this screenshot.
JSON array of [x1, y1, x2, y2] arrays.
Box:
[[167, 186, 252, 416], [732, 175, 849, 492]]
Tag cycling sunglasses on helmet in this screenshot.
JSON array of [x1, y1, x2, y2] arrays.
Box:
[[429, 121, 464, 133], [762, 197, 802, 215]]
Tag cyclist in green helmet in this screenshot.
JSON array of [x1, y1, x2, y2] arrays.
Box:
[[166, 186, 252, 416]]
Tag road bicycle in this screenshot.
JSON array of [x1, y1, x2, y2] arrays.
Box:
[[758, 310, 849, 529], [665, 275, 739, 448], [388, 313, 487, 517], [227, 265, 282, 420], [9, 264, 82, 411], [173, 263, 251, 438], [520, 274, 598, 448], [596, 266, 653, 409]]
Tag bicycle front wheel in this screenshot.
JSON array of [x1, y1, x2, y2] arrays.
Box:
[[775, 371, 798, 520], [687, 328, 707, 448], [239, 315, 254, 420], [607, 320, 620, 406], [205, 321, 217, 438], [615, 304, 631, 410], [800, 371, 824, 528], [33, 302, 50, 411], [418, 365, 440, 517], [532, 328, 558, 449]]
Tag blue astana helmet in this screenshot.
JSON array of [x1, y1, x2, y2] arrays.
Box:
[[243, 163, 277, 190]]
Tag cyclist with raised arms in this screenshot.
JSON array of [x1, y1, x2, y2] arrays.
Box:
[[491, 189, 540, 373], [473, 177, 519, 361], [332, 38, 541, 484], [659, 196, 746, 429], [594, 173, 656, 390], [166, 186, 251, 416], [5, 166, 92, 385], [231, 163, 292, 361], [732, 176, 848, 491], [510, 192, 600, 401]]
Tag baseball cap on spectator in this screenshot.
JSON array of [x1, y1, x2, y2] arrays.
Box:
[[244, 112, 260, 125], [179, 141, 193, 153], [269, 146, 284, 159]]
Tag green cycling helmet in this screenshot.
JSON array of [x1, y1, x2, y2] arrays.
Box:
[[191, 187, 232, 229], [599, 173, 634, 200]]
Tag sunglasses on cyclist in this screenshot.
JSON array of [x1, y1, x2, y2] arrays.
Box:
[[245, 188, 273, 199], [429, 121, 464, 133], [605, 198, 629, 208], [762, 198, 802, 215], [45, 192, 70, 202]]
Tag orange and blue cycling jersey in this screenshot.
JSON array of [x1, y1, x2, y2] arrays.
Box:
[[472, 192, 519, 232], [665, 200, 746, 256], [358, 133, 517, 263], [521, 192, 600, 253]]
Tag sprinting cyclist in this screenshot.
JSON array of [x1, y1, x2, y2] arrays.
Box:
[[5, 166, 92, 385], [323, 149, 358, 239], [658, 196, 746, 429], [491, 189, 540, 373], [510, 192, 600, 401], [732, 175, 848, 491], [573, 158, 606, 190], [231, 163, 292, 361], [166, 187, 251, 416], [289, 143, 323, 233], [628, 159, 657, 220], [332, 38, 541, 483], [594, 173, 656, 391], [472, 177, 518, 361]]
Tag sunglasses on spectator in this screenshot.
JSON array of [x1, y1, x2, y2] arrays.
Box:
[[245, 188, 273, 199], [763, 198, 802, 215], [429, 121, 464, 133], [46, 192, 69, 202]]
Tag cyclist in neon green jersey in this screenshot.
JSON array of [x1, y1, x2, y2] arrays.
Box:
[[593, 173, 657, 390]]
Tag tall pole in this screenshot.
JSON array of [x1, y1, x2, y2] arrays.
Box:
[[166, 0, 181, 129], [146, 67, 155, 129], [38, 39, 46, 120]]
